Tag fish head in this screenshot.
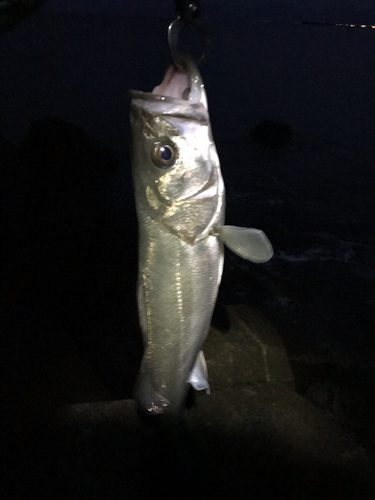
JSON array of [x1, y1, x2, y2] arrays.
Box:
[[130, 55, 224, 243]]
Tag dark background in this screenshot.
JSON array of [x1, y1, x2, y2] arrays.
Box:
[[1, 1, 375, 497]]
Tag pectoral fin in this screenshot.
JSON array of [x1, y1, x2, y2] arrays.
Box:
[[214, 225, 273, 263], [188, 351, 210, 394]]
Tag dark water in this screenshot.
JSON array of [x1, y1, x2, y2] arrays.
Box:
[[1, 10, 375, 458]]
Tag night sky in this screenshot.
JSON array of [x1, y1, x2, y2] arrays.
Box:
[[41, 0, 375, 20]]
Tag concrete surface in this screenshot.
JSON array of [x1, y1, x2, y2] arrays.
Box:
[[5, 305, 375, 499]]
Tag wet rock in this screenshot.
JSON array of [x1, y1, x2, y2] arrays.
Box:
[[250, 120, 293, 147], [5, 302, 375, 499], [188, 384, 375, 497], [206, 304, 295, 389], [293, 359, 375, 456], [47, 384, 375, 499]]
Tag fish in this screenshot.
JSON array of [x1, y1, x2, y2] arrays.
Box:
[[130, 54, 273, 416]]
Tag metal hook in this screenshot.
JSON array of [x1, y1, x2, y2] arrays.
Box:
[[168, 1, 210, 68], [173, 0, 201, 23]]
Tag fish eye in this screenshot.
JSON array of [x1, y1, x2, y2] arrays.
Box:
[[151, 140, 176, 169]]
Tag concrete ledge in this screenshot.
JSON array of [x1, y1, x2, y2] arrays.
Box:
[[206, 304, 295, 390], [49, 382, 375, 499], [7, 304, 375, 499]]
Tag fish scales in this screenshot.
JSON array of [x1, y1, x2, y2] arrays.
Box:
[[130, 55, 273, 416], [139, 223, 223, 412], [130, 57, 224, 414]]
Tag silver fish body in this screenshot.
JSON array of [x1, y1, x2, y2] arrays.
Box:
[[130, 56, 224, 415]]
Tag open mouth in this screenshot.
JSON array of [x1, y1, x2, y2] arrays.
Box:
[[130, 56, 208, 124], [152, 65, 192, 100], [151, 56, 204, 106]]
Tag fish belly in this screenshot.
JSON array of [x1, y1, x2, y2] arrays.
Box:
[[136, 218, 223, 413]]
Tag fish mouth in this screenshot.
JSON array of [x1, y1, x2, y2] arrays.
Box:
[[152, 54, 205, 104], [130, 54, 208, 115]]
